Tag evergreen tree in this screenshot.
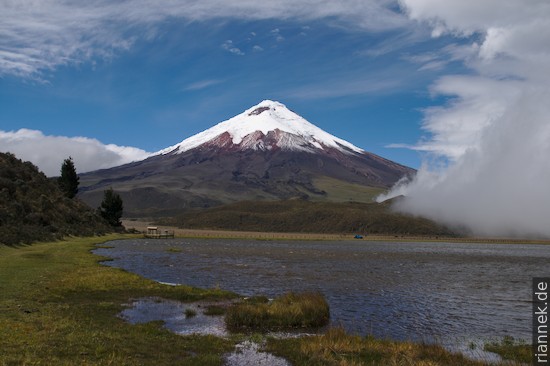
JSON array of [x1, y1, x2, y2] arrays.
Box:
[[99, 188, 123, 227], [58, 157, 79, 198]]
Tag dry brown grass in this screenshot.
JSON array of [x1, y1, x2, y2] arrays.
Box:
[[266, 327, 511, 366]]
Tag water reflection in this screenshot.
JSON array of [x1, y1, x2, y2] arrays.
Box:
[[96, 239, 550, 344], [120, 297, 228, 336]]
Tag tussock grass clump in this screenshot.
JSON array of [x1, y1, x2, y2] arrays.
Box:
[[204, 305, 226, 316], [484, 336, 531, 364], [266, 327, 491, 366], [184, 308, 197, 318], [166, 247, 182, 253], [225, 291, 330, 331]]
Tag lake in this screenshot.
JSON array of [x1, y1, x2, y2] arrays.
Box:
[[95, 238, 550, 347]]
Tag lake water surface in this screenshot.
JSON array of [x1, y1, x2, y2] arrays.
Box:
[[95, 239, 550, 347]]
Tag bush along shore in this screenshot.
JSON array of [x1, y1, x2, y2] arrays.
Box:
[[0, 235, 531, 365]]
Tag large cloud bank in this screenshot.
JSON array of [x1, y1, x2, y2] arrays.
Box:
[[379, 0, 550, 238], [0, 129, 150, 176]]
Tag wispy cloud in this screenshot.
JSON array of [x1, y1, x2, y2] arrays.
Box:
[[402, 52, 446, 71], [359, 29, 427, 58], [0, 129, 151, 176], [184, 79, 225, 91], [0, 0, 408, 79], [284, 61, 413, 100], [287, 78, 402, 100]]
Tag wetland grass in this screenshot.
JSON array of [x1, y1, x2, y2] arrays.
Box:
[[204, 305, 227, 316], [266, 327, 503, 366], [185, 308, 198, 318], [166, 247, 182, 253], [0, 235, 533, 365], [484, 336, 531, 364], [225, 291, 330, 332], [0, 235, 237, 365]]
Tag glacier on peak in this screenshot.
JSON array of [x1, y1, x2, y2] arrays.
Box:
[[156, 100, 365, 155]]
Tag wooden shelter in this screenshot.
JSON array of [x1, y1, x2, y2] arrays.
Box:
[[144, 226, 174, 239]]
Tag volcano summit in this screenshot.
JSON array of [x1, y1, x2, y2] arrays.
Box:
[[158, 100, 365, 156], [79, 101, 414, 216]]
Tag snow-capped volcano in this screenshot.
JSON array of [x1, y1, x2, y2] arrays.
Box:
[[158, 100, 363, 155], [79, 100, 414, 216]]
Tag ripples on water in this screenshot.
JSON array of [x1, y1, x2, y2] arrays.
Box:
[[95, 239, 550, 345]]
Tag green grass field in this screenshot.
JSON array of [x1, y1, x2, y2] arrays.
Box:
[[312, 176, 385, 203], [162, 199, 456, 237], [0, 235, 237, 365]]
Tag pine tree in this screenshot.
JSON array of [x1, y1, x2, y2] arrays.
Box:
[[99, 188, 123, 227], [58, 157, 79, 198]]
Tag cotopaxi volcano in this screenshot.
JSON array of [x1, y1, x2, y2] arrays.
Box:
[[79, 100, 414, 216]]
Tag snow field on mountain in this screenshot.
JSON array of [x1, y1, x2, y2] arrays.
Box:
[[157, 100, 364, 155]]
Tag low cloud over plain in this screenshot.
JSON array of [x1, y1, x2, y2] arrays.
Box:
[[380, 0, 550, 238]]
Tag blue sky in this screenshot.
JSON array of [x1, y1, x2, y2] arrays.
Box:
[[0, 2, 472, 174], [3, 0, 550, 237]]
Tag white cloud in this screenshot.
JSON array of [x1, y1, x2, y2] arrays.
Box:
[[270, 28, 285, 42], [221, 40, 245, 56], [0, 0, 408, 78], [0, 129, 151, 176], [381, 0, 550, 238]]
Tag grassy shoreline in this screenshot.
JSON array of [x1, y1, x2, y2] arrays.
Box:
[[0, 235, 531, 365], [0, 235, 238, 365]]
